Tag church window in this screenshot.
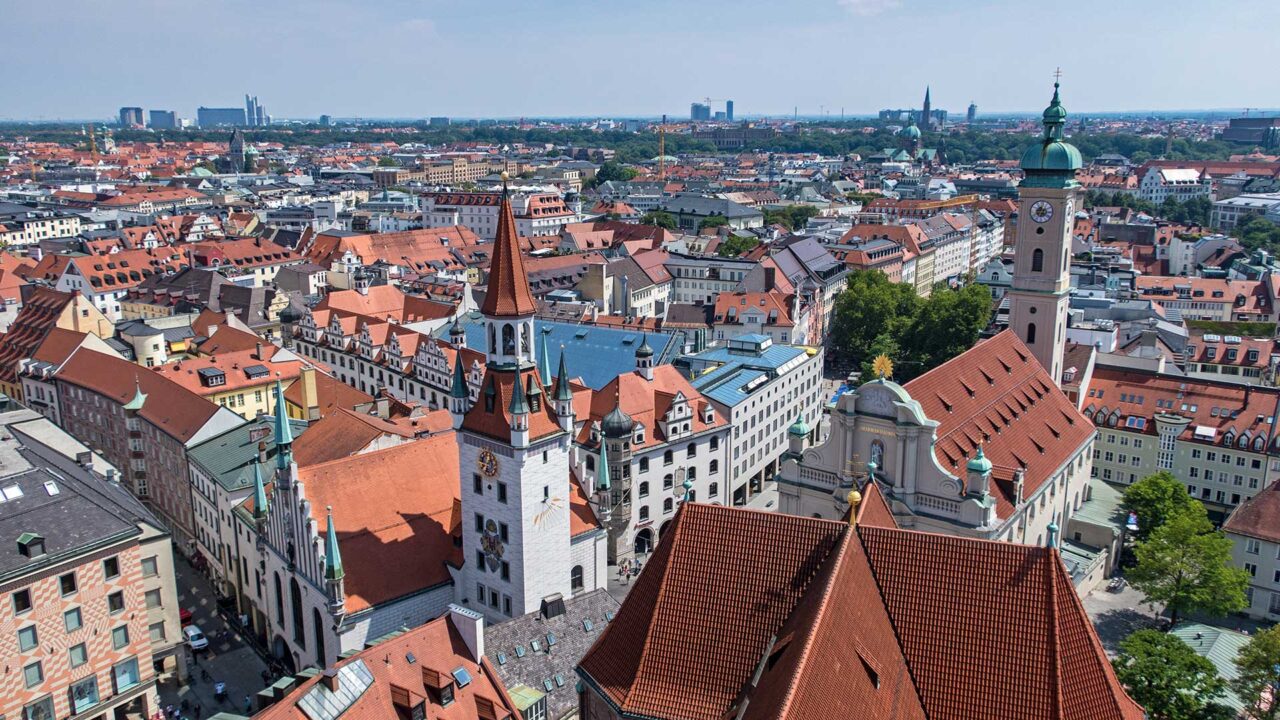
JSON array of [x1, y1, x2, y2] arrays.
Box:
[[571, 565, 584, 591], [488, 325, 496, 354], [1031, 249, 1044, 272], [1026, 323, 1036, 344], [273, 572, 284, 624], [501, 324, 515, 356], [290, 578, 305, 649], [521, 324, 531, 355]]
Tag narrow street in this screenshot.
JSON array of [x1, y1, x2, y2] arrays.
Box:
[[158, 557, 269, 718]]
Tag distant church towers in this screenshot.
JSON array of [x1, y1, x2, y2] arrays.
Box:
[[1008, 80, 1082, 385]]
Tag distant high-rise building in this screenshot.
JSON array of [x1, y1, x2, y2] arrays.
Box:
[[243, 94, 268, 126], [713, 111, 726, 121], [691, 102, 711, 121], [967, 102, 977, 123], [118, 107, 144, 127], [319, 114, 332, 126], [149, 110, 177, 129], [198, 107, 247, 127], [726, 100, 734, 122], [429, 116, 451, 126]]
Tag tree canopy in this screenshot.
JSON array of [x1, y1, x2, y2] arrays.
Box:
[[1122, 471, 1200, 541], [639, 210, 676, 230], [1111, 629, 1231, 720], [590, 160, 638, 186], [1232, 624, 1280, 720], [762, 205, 820, 231], [1126, 509, 1249, 624], [716, 235, 760, 258], [829, 270, 991, 382]]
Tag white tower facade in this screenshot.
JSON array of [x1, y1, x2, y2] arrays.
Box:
[[1007, 81, 1082, 386]]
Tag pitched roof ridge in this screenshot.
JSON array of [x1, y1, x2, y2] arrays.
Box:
[[853, 525, 931, 715], [769, 528, 856, 717], [1047, 547, 1064, 720], [628, 501, 695, 700]]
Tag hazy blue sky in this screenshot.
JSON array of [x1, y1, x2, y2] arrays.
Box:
[[3, 0, 1277, 120]]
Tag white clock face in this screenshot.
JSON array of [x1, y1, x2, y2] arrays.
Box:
[[1030, 200, 1054, 224]]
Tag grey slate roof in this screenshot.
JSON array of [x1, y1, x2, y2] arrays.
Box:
[[484, 589, 619, 720], [187, 416, 307, 493], [0, 410, 159, 582]]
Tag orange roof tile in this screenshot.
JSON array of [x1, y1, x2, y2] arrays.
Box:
[[479, 190, 538, 318]]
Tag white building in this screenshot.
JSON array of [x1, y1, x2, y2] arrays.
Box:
[[1224, 480, 1280, 621], [1138, 166, 1212, 204]]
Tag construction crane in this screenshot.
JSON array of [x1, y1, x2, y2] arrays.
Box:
[[656, 114, 678, 181], [88, 123, 99, 166]]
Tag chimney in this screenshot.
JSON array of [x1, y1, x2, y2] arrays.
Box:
[[447, 604, 485, 660], [75, 451, 94, 469], [764, 266, 776, 292], [255, 341, 263, 360], [320, 668, 339, 692], [301, 365, 320, 421], [258, 440, 267, 464]]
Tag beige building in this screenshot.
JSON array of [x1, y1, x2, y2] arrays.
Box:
[[1224, 480, 1280, 621]]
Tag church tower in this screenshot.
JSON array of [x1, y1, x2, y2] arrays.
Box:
[[457, 177, 574, 622], [1007, 80, 1081, 385], [921, 86, 932, 130]]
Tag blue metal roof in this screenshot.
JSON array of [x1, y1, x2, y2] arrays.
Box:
[[453, 315, 682, 390], [684, 342, 807, 371], [694, 368, 769, 407]]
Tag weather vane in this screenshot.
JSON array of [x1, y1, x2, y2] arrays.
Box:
[[873, 354, 893, 381]]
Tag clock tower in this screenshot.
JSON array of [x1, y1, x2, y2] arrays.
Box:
[[456, 178, 575, 622], [1008, 79, 1081, 386]]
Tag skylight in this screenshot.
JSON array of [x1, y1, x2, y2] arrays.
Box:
[[451, 667, 472, 688], [296, 660, 374, 720]]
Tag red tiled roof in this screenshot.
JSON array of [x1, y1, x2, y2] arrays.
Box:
[[903, 331, 1094, 518], [479, 190, 538, 318], [0, 287, 78, 384], [291, 407, 414, 467], [461, 368, 562, 443], [579, 502, 1144, 720], [282, 371, 374, 423], [255, 613, 518, 720], [1224, 479, 1280, 543], [298, 434, 463, 613]]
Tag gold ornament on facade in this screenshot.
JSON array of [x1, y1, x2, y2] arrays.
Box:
[[872, 354, 893, 381]]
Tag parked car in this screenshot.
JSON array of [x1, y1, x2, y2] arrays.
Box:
[[183, 624, 208, 651]]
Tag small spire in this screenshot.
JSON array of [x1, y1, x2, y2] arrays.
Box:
[[508, 366, 530, 416], [251, 461, 269, 521], [1046, 522, 1059, 549], [554, 346, 573, 402], [596, 436, 610, 491], [539, 329, 552, 386], [324, 506, 344, 581], [450, 354, 469, 399], [273, 380, 293, 469], [123, 377, 147, 411], [682, 477, 694, 503]]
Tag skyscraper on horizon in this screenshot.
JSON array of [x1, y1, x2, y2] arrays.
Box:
[[967, 102, 977, 123], [149, 109, 177, 129], [118, 107, 143, 127], [726, 99, 734, 122]]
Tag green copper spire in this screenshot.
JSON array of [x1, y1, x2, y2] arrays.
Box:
[[596, 438, 610, 491], [251, 461, 269, 521], [123, 378, 147, 411], [323, 506, 344, 581], [450, 355, 469, 399], [539, 329, 552, 386], [508, 367, 530, 416], [788, 413, 810, 438], [1019, 78, 1081, 186], [554, 348, 573, 403], [273, 380, 293, 469]]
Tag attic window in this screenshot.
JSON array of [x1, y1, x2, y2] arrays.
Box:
[[17, 532, 45, 558], [450, 667, 472, 688], [859, 653, 881, 690]]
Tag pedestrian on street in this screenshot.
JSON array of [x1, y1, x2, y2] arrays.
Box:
[[165, 704, 175, 720]]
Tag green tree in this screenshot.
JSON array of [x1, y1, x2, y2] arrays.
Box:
[[698, 214, 729, 231], [717, 235, 760, 258], [376, 156, 399, 167], [1232, 624, 1280, 720], [593, 160, 638, 185], [763, 205, 821, 231], [1122, 471, 1200, 541], [1111, 629, 1230, 720], [1127, 511, 1249, 624], [898, 283, 992, 377], [829, 270, 919, 371], [1236, 215, 1280, 253], [640, 210, 676, 230]]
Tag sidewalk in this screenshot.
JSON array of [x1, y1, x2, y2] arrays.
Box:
[[157, 556, 269, 718]]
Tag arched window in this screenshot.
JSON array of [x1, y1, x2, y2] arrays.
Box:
[[312, 608, 326, 668], [639, 481, 650, 498], [487, 324, 496, 354], [686, 442, 697, 458], [710, 437, 719, 451], [663, 474, 673, 489], [663, 450, 673, 466], [709, 459, 719, 474], [640, 506, 650, 521], [501, 324, 515, 356], [664, 498, 673, 514], [571, 565, 584, 591], [1031, 248, 1044, 272], [521, 324, 531, 355], [710, 482, 719, 497], [274, 572, 284, 624], [290, 578, 306, 649], [639, 457, 649, 473], [586, 455, 595, 471], [1026, 322, 1037, 344]]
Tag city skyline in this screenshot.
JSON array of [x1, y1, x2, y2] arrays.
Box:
[[3, 0, 1279, 121]]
